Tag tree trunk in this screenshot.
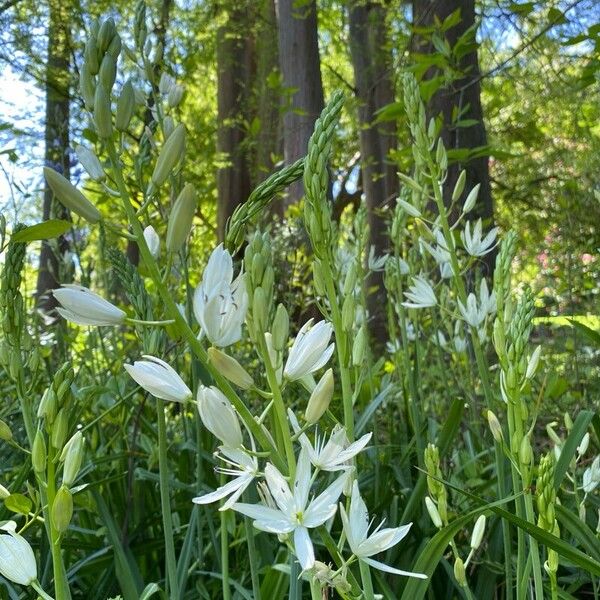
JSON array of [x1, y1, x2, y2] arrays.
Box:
[[276, 0, 324, 208], [412, 0, 493, 231], [36, 0, 71, 311], [216, 2, 254, 241], [348, 0, 397, 344]]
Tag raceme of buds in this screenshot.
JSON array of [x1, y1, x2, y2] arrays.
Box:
[[60, 431, 85, 488], [208, 347, 254, 390], [44, 167, 101, 224], [283, 319, 334, 381], [305, 368, 334, 424], [143, 225, 160, 259], [53, 284, 125, 326], [0, 522, 37, 586], [51, 485, 73, 534], [124, 355, 192, 403], [197, 385, 243, 448], [166, 183, 197, 252], [150, 123, 186, 189], [75, 144, 105, 182]]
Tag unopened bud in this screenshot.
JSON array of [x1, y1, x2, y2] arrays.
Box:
[[519, 435, 533, 466], [37, 388, 57, 422], [143, 225, 160, 259], [99, 54, 117, 91], [163, 115, 175, 139], [44, 167, 101, 224], [32, 430, 46, 474], [470, 515, 486, 550], [425, 496, 442, 528], [0, 419, 12, 441], [166, 183, 197, 252], [51, 486, 73, 533], [271, 304, 289, 352], [51, 409, 69, 450], [343, 263, 357, 296], [97, 18, 116, 53], [75, 144, 105, 182], [252, 287, 268, 332], [208, 347, 254, 390], [486, 410, 503, 443], [454, 557, 466, 587], [93, 84, 113, 139], [341, 295, 354, 332], [79, 63, 96, 111], [462, 184, 480, 214], [168, 84, 185, 108], [115, 80, 135, 131], [305, 369, 334, 424], [578, 432, 590, 459], [525, 345, 541, 380], [106, 34, 122, 61], [312, 260, 326, 296], [352, 325, 367, 366], [452, 170, 466, 203], [60, 431, 85, 488], [84, 38, 100, 75], [150, 123, 186, 188]]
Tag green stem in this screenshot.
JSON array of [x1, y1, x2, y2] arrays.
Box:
[[220, 506, 231, 600], [244, 516, 261, 600], [156, 400, 180, 599], [359, 559, 375, 600], [309, 576, 322, 600], [31, 580, 55, 600], [289, 554, 302, 600]]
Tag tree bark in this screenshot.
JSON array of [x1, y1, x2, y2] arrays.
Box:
[[412, 0, 493, 229], [348, 0, 397, 344], [276, 0, 324, 208], [216, 2, 254, 241], [36, 0, 71, 311]]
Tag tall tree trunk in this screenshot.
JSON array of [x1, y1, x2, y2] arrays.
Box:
[[216, 2, 254, 241], [348, 0, 397, 344], [412, 0, 493, 231], [276, 0, 324, 208], [36, 0, 71, 311]]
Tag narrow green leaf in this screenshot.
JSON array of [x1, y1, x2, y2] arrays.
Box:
[[554, 410, 594, 490], [568, 318, 600, 347], [139, 583, 161, 600], [11, 219, 72, 242], [556, 504, 600, 561]]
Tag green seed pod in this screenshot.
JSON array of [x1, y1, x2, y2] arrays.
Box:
[[115, 80, 135, 132], [93, 84, 113, 139], [51, 486, 73, 533], [97, 18, 117, 53], [208, 347, 254, 390], [44, 167, 101, 224], [51, 408, 69, 450], [151, 123, 186, 188], [0, 419, 12, 441], [99, 55, 117, 91], [32, 430, 46, 474], [305, 368, 334, 424], [79, 63, 96, 112], [165, 183, 197, 252], [271, 304, 289, 352], [84, 38, 100, 75]]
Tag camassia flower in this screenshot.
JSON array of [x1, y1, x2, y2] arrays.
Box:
[[340, 481, 426, 579], [284, 319, 335, 381], [197, 385, 243, 448], [193, 244, 248, 347], [402, 276, 436, 309], [458, 293, 486, 328], [0, 521, 37, 586], [193, 445, 259, 510], [461, 219, 499, 257], [232, 448, 349, 570], [124, 355, 192, 403], [53, 284, 125, 326]]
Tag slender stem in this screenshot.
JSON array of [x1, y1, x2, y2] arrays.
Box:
[[244, 516, 261, 600], [309, 576, 322, 600], [31, 580, 55, 600], [220, 503, 231, 600], [156, 399, 179, 599], [359, 559, 375, 600]]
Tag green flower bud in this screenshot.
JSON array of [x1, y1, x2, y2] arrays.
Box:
[[452, 170, 466, 203], [80, 64, 96, 112], [37, 388, 57, 422], [454, 557, 467, 587], [99, 54, 117, 91], [167, 83, 185, 108], [106, 33, 122, 61], [51, 486, 73, 534], [470, 515, 486, 550], [305, 368, 334, 424], [115, 80, 135, 132], [0, 419, 12, 441], [208, 347, 254, 390], [425, 496, 442, 528], [519, 435, 532, 466], [252, 287, 268, 332], [84, 38, 100, 75], [163, 115, 175, 139], [312, 260, 326, 296], [341, 295, 355, 332], [32, 430, 46, 474], [165, 183, 197, 252], [60, 431, 85, 488], [97, 18, 117, 53], [150, 123, 186, 189], [44, 167, 101, 224], [271, 304, 289, 352], [352, 325, 367, 366], [343, 262, 357, 296], [51, 408, 69, 450], [93, 84, 113, 139], [486, 410, 503, 443]]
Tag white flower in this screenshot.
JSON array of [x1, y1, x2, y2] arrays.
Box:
[[458, 293, 486, 328], [421, 230, 450, 266], [454, 335, 467, 353], [461, 219, 498, 257], [193, 445, 259, 510], [53, 284, 125, 326], [439, 262, 454, 279], [125, 355, 192, 403], [284, 319, 335, 381], [435, 330, 447, 348], [340, 480, 426, 578], [289, 410, 371, 471], [233, 449, 349, 570], [583, 456, 600, 493], [0, 521, 37, 586], [479, 279, 496, 315], [367, 246, 388, 272], [402, 276, 436, 309], [143, 225, 160, 259], [193, 245, 248, 347], [197, 385, 243, 448]]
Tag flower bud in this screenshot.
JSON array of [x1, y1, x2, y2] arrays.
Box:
[[84, 38, 100, 75], [452, 170, 466, 203], [208, 347, 254, 390], [271, 304, 289, 352], [99, 54, 117, 91], [97, 17, 116, 53], [165, 183, 197, 252], [197, 385, 243, 448], [106, 33, 122, 61], [341, 295, 354, 332], [462, 184, 480, 214], [343, 262, 357, 296], [252, 287, 268, 332], [519, 435, 533, 466], [470, 515, 486, 550], [163, 115, 175, 139], [51, 409, 69, 450], [44, 167, 101, 224], [352, 325, 367, 366], [305, 368, 334, 424], [425, 496, 442, 528], [93, 84, 113, 139], [51, 486, 73, 534], [79, 63, 96, 111], [143, 225, 160, 259], [115, 80, 135, 132], [60, 431, 85, 488], [486, 410, 503, 443], [578, 432, 590, 459], [75, 144, 105, 181], [168, 83, 185, 108], [525, 345, 541, 380], [0, 484, 9, 499], [32, 430, 46, 474], [454, 557, 467, 587], [150, 123, 186, 189], [312, 260, 326, 296], [0, 419, 12, 441]]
